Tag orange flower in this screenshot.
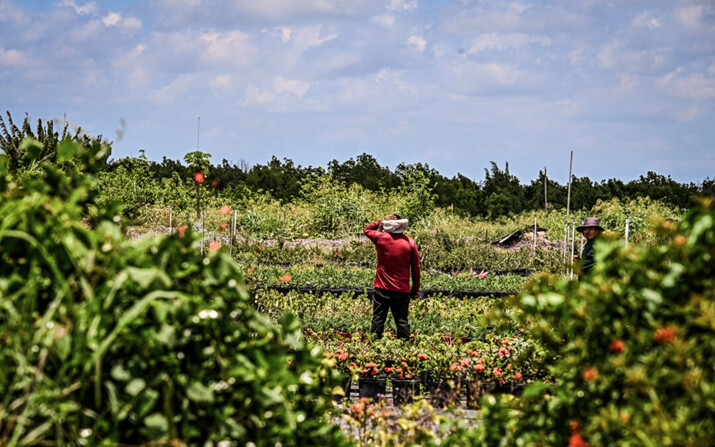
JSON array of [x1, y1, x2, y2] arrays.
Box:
[[583, 367, 598, 382], [609, 339, 625, 353], [208, 240, 221, 252], [278, 273, 292, 284], [193, 172, 205, 183], [654, 326, 677, 344], [246, 267, 254, 275], [177, 225, 188, 238], [211, 178, 220, 188], [417, 353, 428, 360], [220, 205, 231, 215], [218, 222, 228, 231], [568, 433, 588, 447]]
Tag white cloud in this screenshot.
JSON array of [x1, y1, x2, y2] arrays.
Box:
[[372, 14, 395, 28], [386, 0, 417, 11], [674, 5, 704, 31], [57, 0, 98, 15], [199, 30, 255, 68], [658, 69, 715, 100], [291, 25, 339, 49], [243, 83, 277, 108], [151, 74, 198, 104], [103, 12, 121, 27], [102, 12, 142, 30], [0, 46, 30, 67], [273, 76, 311, 97], [632, 11, 662, 30], [270, 26, 293, 42], [407, 34, 426, 52], [597, 40, 670, 74], [467, 33, 551, 53], [209, 74, 232, 90], [375, 68, 415, 94], [449, 62, 527, 95]]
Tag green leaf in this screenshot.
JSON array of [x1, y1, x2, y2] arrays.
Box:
[[143, 413, 169, 438], [57, 139, 79, 162], [186, 381, 214, 403], [19, 138, 43, 161], [111, 364, 131, 381], [125, 378, 146, 397], [125, 266, 172, 289]]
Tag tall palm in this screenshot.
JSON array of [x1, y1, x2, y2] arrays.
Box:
[[0, 111, 111, 171]]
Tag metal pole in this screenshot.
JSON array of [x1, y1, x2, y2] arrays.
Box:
[[566, 151, 573, 217], [625, 211, 630, 247], [201, 209, 205, 255], [544, 167, 548, 211], [533, 216, 537, 256], [570, 219, 576, 280], [169, 206, 173, 234]]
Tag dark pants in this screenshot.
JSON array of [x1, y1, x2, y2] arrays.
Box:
[[371, 288, 411, 340]]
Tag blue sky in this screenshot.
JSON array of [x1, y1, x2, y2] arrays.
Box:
[[1, 0, 713, 184]]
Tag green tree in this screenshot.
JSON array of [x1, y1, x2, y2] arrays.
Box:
[[483, 162, 524, 218], [395, 162, 438, 224], [0, 110, 110, 171]]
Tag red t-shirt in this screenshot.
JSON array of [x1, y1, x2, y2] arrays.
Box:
[[363, 221, 420, 295]]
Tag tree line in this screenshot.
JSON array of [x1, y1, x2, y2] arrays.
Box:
[[2, 111, 712, 218], [123, 152, 712, 218]]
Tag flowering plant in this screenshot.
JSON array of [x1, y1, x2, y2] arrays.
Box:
[[390, 351, 429, 380]]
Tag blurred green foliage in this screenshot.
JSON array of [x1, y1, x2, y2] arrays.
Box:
[[0, 138, 348, 446]]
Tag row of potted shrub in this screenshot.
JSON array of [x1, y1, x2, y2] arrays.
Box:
[[313, 329, 550, 408]]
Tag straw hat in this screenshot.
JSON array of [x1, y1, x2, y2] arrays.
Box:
[[576, 217, 604, 233]]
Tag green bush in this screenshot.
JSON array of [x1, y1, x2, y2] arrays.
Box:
[[0, 139, 348, 446], [462, 198, 714, 446]]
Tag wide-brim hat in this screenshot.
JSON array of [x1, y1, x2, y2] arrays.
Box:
[[577, 217, 604, 233], [382, 219, 409, 234]]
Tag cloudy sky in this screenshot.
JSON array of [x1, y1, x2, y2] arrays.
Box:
[[1, 0, 713, 184]]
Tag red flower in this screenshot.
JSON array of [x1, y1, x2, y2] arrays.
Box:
[[177, 225, 188, 238], [193, 172, 205, 183], [218, 222, 228, 231], [211, 178, 220, 188], [417, 353, 428, 360], [654, 326, 677, 344], [208, 240, 221, 252], [568, 433, 589, 447], [474, 363, 485, 373], [498, 347, 508, 357], [583, 367, 598, 382], [220, 205, 231, 215], [609, 339, 625, 353], [514, 371, 522, 380]]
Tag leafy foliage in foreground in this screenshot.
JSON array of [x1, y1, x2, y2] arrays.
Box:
[[455, 200, 715, 446], [0, 139, 348, 446]]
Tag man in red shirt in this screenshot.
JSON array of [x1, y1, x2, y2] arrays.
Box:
[[363, 214, 420, 340]]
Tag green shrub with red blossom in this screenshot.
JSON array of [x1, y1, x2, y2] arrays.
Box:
[[448, 199, 715, 446]]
